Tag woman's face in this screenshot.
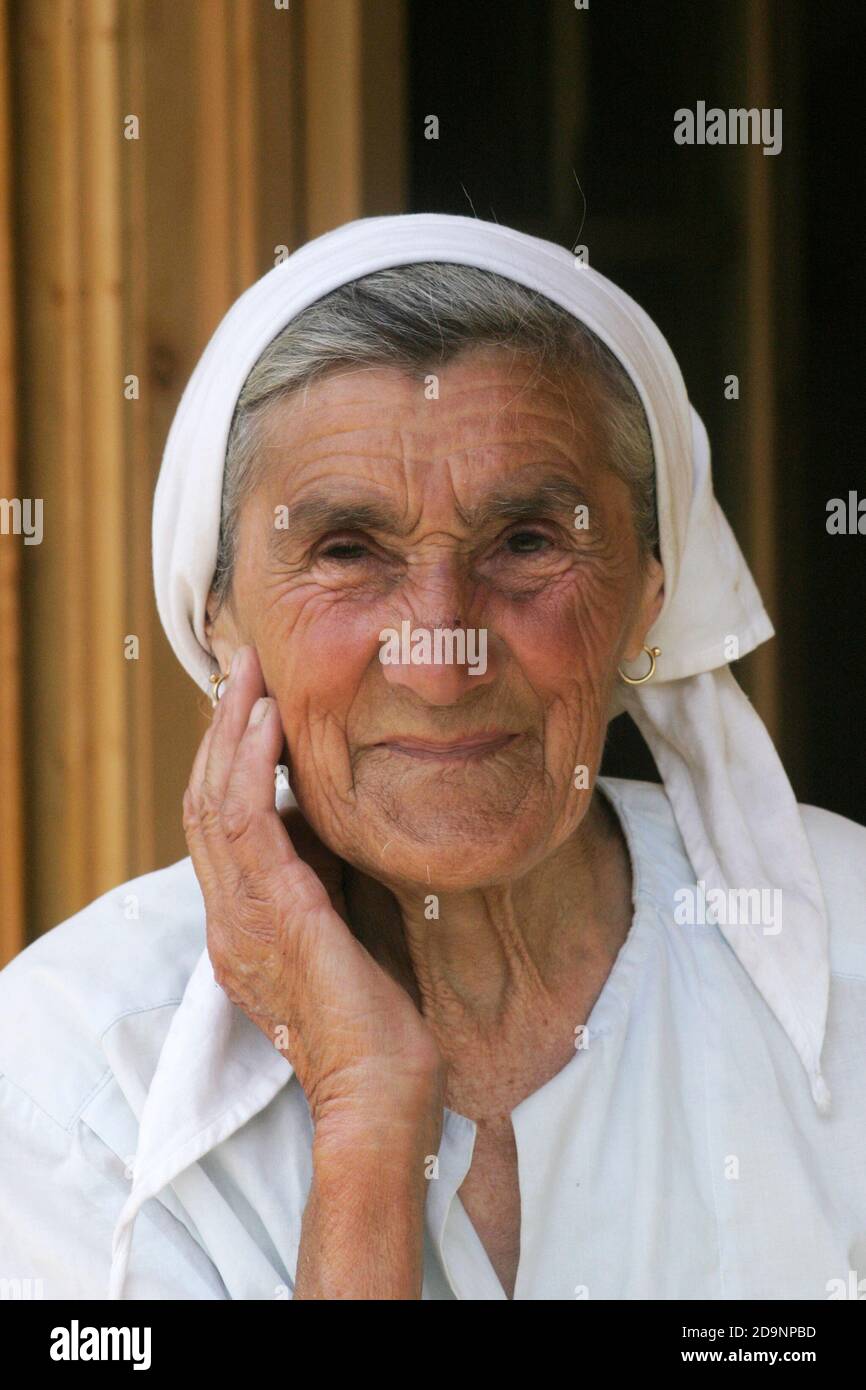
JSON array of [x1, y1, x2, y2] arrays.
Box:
[[208, 345, 664, 889]]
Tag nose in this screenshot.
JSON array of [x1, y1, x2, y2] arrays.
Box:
[[378, 618, 500, 704], [376, 567, 500, 704]]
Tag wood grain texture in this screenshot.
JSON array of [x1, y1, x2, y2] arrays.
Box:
[[0, 0, 25, 965], [5, 0, 408, 946]]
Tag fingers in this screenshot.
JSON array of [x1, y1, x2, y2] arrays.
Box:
[[184, 645, 268, 892], [187, 646, 309, 888], [221, 696, 285, 824], [184, 642, 332, 929], [201, 646, 266, 808]]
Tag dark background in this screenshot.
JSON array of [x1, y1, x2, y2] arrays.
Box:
[[406, 0, 865, 824]]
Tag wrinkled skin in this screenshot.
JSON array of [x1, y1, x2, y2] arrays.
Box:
[[183, 344, 665, 1295], [209, 350, 660, 862]]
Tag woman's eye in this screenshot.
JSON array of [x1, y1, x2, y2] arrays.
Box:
[[319, 539, 370, 562], [504, 529, 553, 555], [317, 529, 557, 566]]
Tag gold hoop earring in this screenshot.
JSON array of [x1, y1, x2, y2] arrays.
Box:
[[208, 671, 229, 707], [618, 645, 661, 685]]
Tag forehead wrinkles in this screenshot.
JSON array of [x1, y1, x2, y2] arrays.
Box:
[[262, 402, 593, 484], [260, 358, 593, 455], [250, 362, 602, 530]]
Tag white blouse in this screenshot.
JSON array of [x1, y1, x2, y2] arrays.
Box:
[[1, 776, 865, 1300]]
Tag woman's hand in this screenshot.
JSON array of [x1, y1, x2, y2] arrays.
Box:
[[182, 645, 443, 1129], [184, 644, 444, 1296]]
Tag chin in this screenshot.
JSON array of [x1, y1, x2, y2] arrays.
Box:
[[351, 782, 550, 888]]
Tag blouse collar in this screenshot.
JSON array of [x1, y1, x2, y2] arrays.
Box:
[[108, 775, 830, 1297]]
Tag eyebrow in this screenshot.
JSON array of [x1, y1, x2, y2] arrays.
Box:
[[269, 470, 595, 552]]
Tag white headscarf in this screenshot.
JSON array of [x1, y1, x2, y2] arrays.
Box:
[[151, 212, 830, 1114]]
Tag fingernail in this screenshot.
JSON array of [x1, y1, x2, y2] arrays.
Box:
[[249, 697, 271, 728]]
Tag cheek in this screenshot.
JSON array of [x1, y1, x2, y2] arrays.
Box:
[[246, 556, 632, 779], [250, 589, 380, 749], [494, 570, 628, 808], [490, 562, 630, 705]]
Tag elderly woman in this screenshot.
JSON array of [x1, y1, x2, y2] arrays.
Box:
[[1, 214, 864, 1302]]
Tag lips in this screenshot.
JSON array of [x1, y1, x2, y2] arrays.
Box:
[[374, 733, 519, 761]]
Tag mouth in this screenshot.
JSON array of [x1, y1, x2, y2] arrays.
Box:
[[373, 732, 520, 762]]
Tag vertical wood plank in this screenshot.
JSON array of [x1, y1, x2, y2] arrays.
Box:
[[80, 0, 128, 884], [195, 0, 233, 337], [120, 0, 155, 874], [359, 0, 407, 216], [140, 0, 214, 879], [303, 0, 364, 234], [257, 0, 307, 258], [17, 0, 90, 930], [9, 0, 409, 942], [16, 0, 149, 933], [303, 0, 407, 236], [0, 0, 25, 964], [232, 0, 259, 287]]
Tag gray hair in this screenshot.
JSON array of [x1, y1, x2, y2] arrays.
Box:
[[211, 262, 658, 611]]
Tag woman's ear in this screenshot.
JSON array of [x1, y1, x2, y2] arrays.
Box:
[[622, 555, 665, 663], [205, 587, 242, 674], [644, 553, 665, 630]]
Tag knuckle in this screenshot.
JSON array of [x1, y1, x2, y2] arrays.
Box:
[[197, 796, 224, 837], [220, 800, 255, 845], [181, 788, 200, 835]]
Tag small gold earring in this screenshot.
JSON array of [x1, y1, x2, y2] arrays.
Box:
[[618, 645, 661, 685], [208, 671, 229, 707]]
